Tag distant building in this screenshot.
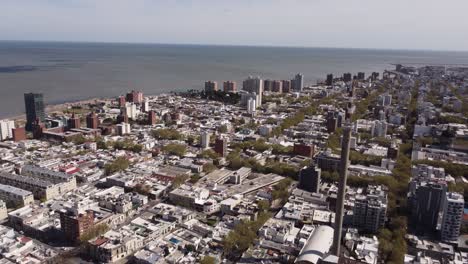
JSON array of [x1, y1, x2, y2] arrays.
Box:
[[0, 200, 6, 221], [271, 80, 283, 93], [441, 192, 464, 243], [200, 132, 210, 149], [116, 123, 131, 135], [223, 81, 237, 93], [326, 112, 338, 133], [214, 137, 228, 157], [147, 111, 157, 125], [126, 90, 143, 104], [0, 119, 15, 141], [242, 76, 263, 106], [24, 93, 45, 131], [343, 73, 352, 82], [326, 74, 333, 86], [298, 165, 321, 193], [294, 73, 304, 91], [281, 80, 292, 93], [205, 81, 218, 93], [117, 112, 129, 124], [86, 112, 99, 129], [67, 113, 81, 129], [371, 120, 387, 138], [60, 209, 95, 242], [12, 127, 26, 142], [247, 97, 256, 114], [357, 72, 365, 80], [263, 79, 273, 92], [117, 96, 126, 107]]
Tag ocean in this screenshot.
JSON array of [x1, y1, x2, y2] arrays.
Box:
[[1, 41, 468, 118]]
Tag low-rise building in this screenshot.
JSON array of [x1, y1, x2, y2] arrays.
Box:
[[0, 183, 34, 208]]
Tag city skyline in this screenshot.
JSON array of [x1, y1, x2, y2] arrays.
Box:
[[1, 0, 468, 51]]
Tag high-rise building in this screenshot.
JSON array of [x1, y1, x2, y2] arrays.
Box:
[[343, 73, 352, 82], [200, 132, 210, 149], [281, 80, 292, 93], [148, 111, 157, 126], [117, 96, 126, 107], [126, 90, 143, 104], [24, 93, 45, 131], [205, 81, 218, 93], [298, 165, 321, 193], [294, 73, 304, 91], [86, 112, 99, 129], [247, 98, 256, 114], [441, 192, 464, 243], [264, 80, 273, 92], [293, 143, 315, 157], [326, 112, 338, 133], [411, 182, 447, 234], [0, 119, 15, 141], [60, 209, 95, 243], [142, 98, 150, 112], [242, 76, 263, 106], [117, 112, 129, 124], [271, 80, 283, 93], [67, 113, 81, 129], [116, 122, 131, 135], [326, 74, 333, 86], [223, 81, 237, 93], [357, 72, 365, 80], [214, 137, 228, 157], [352, 185, 388, 233], [333, 123, 351, 255]]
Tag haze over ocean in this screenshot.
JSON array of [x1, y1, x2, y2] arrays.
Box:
[[1, 41, 468, 118]]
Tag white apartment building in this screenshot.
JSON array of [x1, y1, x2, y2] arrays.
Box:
[[0, 119, 15, 141], [441, 192, 464, 243]]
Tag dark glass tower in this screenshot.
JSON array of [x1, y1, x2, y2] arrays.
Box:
[[24, 93, 45, 131]]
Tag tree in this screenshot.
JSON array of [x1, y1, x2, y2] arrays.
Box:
[[173, 174, 189, 188], [104, 156, 130, 175], [79, 223, 109, 243], [203, 163, 217, 173], [200, 256, 216, 264], [257, 200, 270, 212], [162, 143, 187, 157], [152, 128, 183, 140]]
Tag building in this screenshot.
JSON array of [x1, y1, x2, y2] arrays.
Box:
[[116, 122, 131, 136], [357, 72, 365, 80], [379, 94, 392, 107], [264, 79, 273, 92], [214, 137, 228, 157], [441, 192, 464, 243], [126, 90, 143, 104], [86, 112, 99, 129], [294, 143, 315, 158], [282, 80, 292, 93], [205, 81, 218, 93], [294, 73, 304, 91], [242, 76, 263, 106], [271, 80, 283, 93], [371, 120, 387, 138], [117, 112, 129, 124], [0, 200, 6, 221], [200, 132, 210, 149], [343, 73, 352, 82], [0, 171, 60, 200], [247, 97, 256, 114], [0, 184, 34, 208], [67, 113, 81, 129], [60, 209, 95, 242], [142, 98, 150, 112], [316, 151, 341, 172], [21, 165, 77, 193], [148, 111, 157, 125], [12, 127, 26, 142], [353, 186, 387, 233], [223, 81, 237, 93], [117, 95, 126, 107], [0, 119, 15, 141], [411, 182, 447, 234], [326, 112, 338, 133], [123, 103, 138, 120], [296, 225, 334, 264], [326, 74, 333, 86], [298, 165, 321, 193], [24, 93, 45, 131]]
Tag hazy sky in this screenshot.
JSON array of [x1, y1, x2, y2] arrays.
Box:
[[1, 0, 467, 51]]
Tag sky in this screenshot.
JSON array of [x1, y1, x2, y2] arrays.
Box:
[[1, 0, 467, 51]]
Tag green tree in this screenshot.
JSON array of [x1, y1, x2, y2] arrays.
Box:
[[104, 156, 130, 175], [200, 256, 216, 264], [162, 143, 187, 157]]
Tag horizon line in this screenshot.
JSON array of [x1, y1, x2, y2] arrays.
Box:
[[1, 39, 468, 53]]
